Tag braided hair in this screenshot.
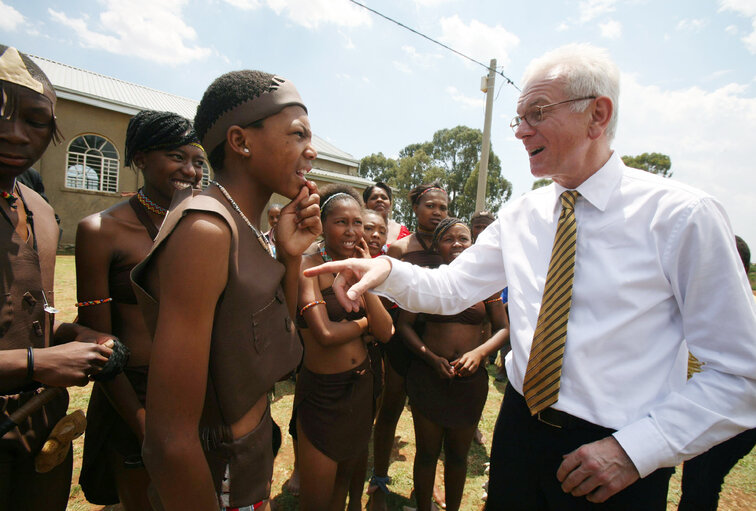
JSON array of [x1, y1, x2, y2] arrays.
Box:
[[431, 217, 468, 251], [124, 110, 199, 167], [319, 185, 362, 222], [194, 70, 278, 171], [0, 44, 62, 143], [409, 180, 446, 205]]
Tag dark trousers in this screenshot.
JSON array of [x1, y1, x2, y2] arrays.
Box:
[[485, 386, 674, 510], [678, 427, 756, 511]]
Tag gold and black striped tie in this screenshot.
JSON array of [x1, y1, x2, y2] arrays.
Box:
[[523, 190, 579, 415]]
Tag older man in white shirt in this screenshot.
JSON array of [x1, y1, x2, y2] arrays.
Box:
[[306, 44, 756, 510]]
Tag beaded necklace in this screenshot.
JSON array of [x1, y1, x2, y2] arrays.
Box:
[[211, 180, 275, 258], [137, 188, 167, 216], [1, 190, 18, 209], [318, 243, 332, 262], [1, 180, 18, 209]]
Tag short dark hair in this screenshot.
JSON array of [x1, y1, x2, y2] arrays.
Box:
[[320, 185, 362, 222], [363, 182, 393, 204], [125, 110, 198, 167], [194, 70, 277, 171]]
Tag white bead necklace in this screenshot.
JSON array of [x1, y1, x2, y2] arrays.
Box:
[[210, 180, 275, 258]]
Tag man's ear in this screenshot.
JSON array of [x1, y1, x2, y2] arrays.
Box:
[[588, 96, 613, 140], [226, 126, 251, 157]]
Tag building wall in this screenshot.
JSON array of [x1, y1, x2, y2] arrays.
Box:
[[35, 98, 137, 246]]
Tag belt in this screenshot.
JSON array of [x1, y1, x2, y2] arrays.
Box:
[[535, 407, 599, 430]]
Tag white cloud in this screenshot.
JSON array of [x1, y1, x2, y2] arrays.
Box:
[[616, 72, 756, 246], [0, 1, 24, 31], [49, 0, 211, 65], [719, 0, 756, 53], [578, 0, 618, 23], [725, 24, 739, 34], [557, 22, 570, 32], [599, 19, 622, 39], [223, 0, 371, 29], [676, 18, 708, 31], [438, 15, 519, 67], [719, 0, 756, 17], [446, 85, 485, 109]]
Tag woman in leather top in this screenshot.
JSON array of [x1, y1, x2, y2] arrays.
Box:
[[296, 185, 393, 511]]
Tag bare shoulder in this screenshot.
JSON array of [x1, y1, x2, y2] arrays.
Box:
[[388, 235, 411, 257], [169, 210, 231, 252], [77, 200, 136, 236], [300, 251, 323, 272]]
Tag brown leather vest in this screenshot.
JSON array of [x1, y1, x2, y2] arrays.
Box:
[[0, 183, 58, 348], [1, 184, 68, 454], [132, 185, 302, 426]]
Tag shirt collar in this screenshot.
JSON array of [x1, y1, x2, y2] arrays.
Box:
[[553, 151, 622, 212]]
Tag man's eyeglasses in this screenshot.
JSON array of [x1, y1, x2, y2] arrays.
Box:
[[510, 96, 596, 132]]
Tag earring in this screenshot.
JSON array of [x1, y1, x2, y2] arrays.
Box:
[[243, 147, 250, 153]]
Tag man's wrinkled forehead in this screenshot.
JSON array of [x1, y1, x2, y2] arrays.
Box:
[[517, 75, 565, 111]]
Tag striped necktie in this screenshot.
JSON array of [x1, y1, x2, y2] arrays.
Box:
[[523, 190, 579, 415]]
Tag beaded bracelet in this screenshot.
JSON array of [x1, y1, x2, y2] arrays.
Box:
[[484, 297, 503, 304], [75, 297, 113, 307], [26, 346, 34, 381], [299, 300, 325, 316]]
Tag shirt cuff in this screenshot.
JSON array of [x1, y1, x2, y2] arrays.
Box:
[[374, 256, 410, 296], [612, 417, 676, 478]]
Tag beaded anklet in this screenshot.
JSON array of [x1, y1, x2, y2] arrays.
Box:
[[299, 300, 325, 316], [75, 297, 113, 307]]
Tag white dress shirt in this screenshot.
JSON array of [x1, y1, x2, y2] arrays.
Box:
[[375, 152, 756, 477]]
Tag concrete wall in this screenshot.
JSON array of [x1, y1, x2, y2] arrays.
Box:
[[35, 99, 136, 246]]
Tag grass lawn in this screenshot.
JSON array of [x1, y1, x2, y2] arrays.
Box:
[[53, 256, 755, 510]]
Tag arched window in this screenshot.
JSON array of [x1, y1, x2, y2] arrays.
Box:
[[65, 134, 119, 192]]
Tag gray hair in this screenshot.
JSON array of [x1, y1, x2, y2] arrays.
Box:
[[522, 43, 620, 141]]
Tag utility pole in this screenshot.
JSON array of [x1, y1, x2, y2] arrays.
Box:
[[475, 58, 496, 213]]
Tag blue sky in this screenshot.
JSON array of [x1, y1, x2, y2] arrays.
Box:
[[2, 0, 755, 247]]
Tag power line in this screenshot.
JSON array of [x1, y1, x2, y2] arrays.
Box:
[[348, 0, 520, 92]]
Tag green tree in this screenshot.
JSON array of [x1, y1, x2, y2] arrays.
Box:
[[358, 126, 512, 227], [621, 152, 672, 178], [532, 178, 552, 189]]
